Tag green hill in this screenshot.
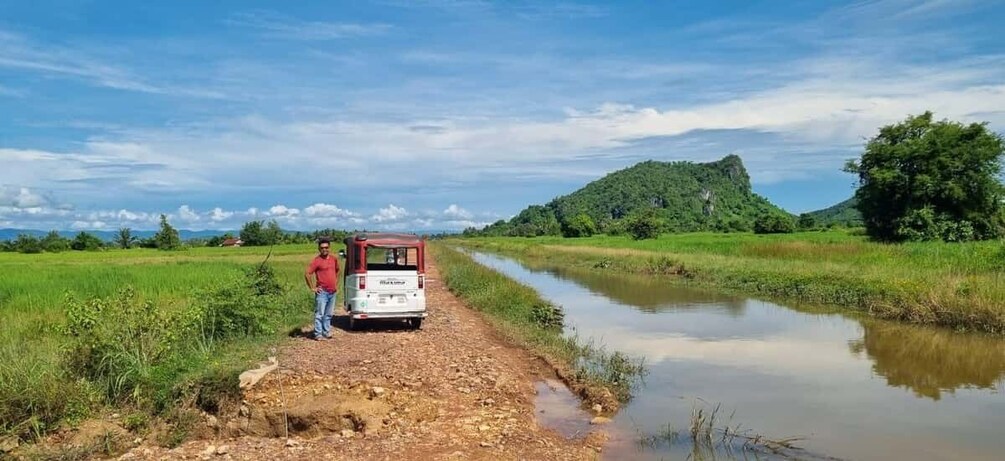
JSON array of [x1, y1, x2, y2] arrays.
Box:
[[805, 198, 863, 227], [472, 155, 792, 237]]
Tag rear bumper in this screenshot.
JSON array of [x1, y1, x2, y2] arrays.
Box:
[[350, 310, 427, 320]]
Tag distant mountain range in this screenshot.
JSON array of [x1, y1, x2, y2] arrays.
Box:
[[0, 228, 233, 242]]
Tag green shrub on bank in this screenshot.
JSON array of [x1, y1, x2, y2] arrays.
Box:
[[62, 265, 294, 408], [0, 260, 302, 444]]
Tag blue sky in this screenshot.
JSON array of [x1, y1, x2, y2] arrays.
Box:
[[1, 0, 1003, 231]]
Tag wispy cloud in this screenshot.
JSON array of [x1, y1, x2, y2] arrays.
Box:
[[227, 11, 392, 40], [0, 30, 225, 98], [831, 0, 979, 22]]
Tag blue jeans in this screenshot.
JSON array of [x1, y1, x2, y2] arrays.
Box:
[[314, 290, 336, 338]]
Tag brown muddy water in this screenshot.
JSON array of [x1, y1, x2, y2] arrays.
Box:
[[467, 251, 1005, 461]]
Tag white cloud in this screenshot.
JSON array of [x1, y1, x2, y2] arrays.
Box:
[[304, 202, 356, 218], [0, 186, 49, 208], [0, 199, 491, 232], [443, 204, 472, 219], [209, 207, 233, 222], [371, 204, 409, 223], [71, 220, 107, 230], [267, 204, 300, 217], [177, 205, 200, 222]]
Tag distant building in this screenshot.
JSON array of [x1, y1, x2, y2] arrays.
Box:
[[221, 238, 243, 247]]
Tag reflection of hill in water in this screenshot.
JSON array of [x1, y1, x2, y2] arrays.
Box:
[[850, 320, 1005, 400], [523, 261, 746, 315]]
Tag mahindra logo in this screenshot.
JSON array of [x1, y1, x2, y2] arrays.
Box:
[[379, 279, 407, 285]]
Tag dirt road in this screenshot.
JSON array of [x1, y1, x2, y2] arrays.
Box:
[[120, 254, 605, 460]]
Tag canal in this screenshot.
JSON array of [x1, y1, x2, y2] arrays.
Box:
[[467, 251, 1005, 460]]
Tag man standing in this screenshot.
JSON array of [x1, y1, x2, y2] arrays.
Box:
[[305, 238, 339, 341]]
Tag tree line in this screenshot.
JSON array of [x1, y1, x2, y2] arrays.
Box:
[[1, 214, 354, 254]]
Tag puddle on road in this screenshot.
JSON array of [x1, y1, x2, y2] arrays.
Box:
[[533, 378, 595, 439]]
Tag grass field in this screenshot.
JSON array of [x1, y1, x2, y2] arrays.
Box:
[[449, 230, 1005, 334], [0, 244, 322, 446]]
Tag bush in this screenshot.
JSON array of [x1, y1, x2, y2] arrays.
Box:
[[798, 213, 816, 230], [561, 213, 597, 238], [529, 301, 565, 329], [625, 208, 665, 240], [753, 214, 796, 234], [71, 232, 104, 251], [62, 262, 288, 407], [64, 287, 183, 403], [41, 231, 70, 253], [13, 234, 43, 254]]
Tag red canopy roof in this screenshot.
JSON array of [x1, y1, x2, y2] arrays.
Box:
[[343, 232, 424, 247]]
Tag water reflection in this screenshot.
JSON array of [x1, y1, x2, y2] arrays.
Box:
[[850, 320, 1005, 400], [467, 250, 1005, 460], [521, 260, 747, 315]]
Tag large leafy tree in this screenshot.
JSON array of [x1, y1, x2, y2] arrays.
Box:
[[845, 112, 1005, 242], [154, 214, 182, 250]]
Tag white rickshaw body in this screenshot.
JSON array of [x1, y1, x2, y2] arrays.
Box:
[[341, 233, 427, 329]]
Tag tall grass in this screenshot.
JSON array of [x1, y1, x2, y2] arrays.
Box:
[[432, 244, 646, 408], [0, 245, 319, 446], [452, 231, 1005, 333]]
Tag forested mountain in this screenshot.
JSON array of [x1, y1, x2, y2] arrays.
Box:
[[805, 198, 863, 227], [471, 155, 792, 237]]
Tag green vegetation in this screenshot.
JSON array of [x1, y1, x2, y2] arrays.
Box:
[[625, 207, 666, 240], [452, 231, 1005, 334], [0, 244, 322, 447], [466, 155, 790, 237], [239, 219, 283, 246], [805, 198, 863, 228], [72, 231, 105, 251], [154, 214, 182, 250], [753, 213, 796, 234], [116, 228, 137, 249], [845, 112, 1005, 242], [432, 243, 646, 406]]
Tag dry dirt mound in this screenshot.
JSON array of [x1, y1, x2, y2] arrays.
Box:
[[112, 254, 605, 460]]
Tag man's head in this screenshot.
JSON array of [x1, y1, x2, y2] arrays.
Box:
[[318, 238, 331, 256]]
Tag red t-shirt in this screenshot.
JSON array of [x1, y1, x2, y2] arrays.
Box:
[[307, 255, 340, 292]]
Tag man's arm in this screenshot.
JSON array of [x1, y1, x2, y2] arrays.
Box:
[[305, 261, 318, 293]]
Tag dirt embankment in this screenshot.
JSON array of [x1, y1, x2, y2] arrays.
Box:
[[116, 254, 607, 460]]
